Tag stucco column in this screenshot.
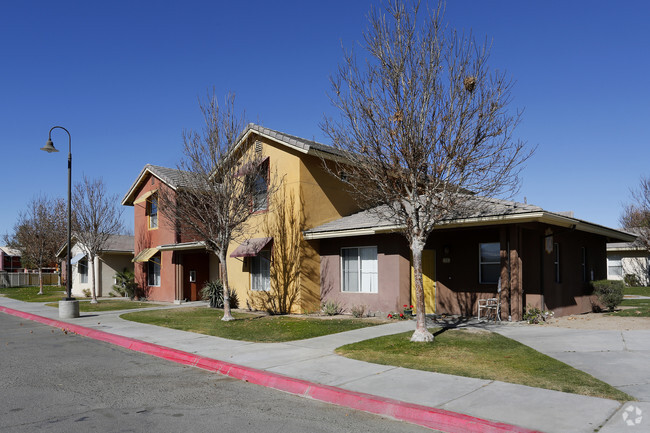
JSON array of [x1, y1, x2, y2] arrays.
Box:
[[509, 225, 523, 321], [94, 258, 101, 297]]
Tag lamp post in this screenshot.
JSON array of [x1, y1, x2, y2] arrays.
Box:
[[41, 126, 79, 318]]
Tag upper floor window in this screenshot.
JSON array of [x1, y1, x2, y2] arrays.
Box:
[[252, 159, 269, 213], [479, 242, 500, 284], [341, 246, 378, 293], [148, 194, 159, 229]]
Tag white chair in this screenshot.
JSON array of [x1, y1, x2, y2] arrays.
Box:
[[477, 297, 501, 321]]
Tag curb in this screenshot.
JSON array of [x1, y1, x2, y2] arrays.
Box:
[[1, 306, 541, 433]]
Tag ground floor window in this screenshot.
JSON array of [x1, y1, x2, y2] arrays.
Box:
[[251, 250, 270, 291], [479, 242, 500, 284], [148, 255, 161, 286], [341, 246, 378, 293], [607, 255, 622, 278], [79, 258, 88, 284]]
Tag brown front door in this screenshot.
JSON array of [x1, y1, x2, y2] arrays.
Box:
[[182, 252, 209, 301]]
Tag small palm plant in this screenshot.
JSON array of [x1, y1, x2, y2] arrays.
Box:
[[113, 269, 138, 300]]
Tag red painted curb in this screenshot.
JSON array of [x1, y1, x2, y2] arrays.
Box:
[[1, 306, 541, 433]]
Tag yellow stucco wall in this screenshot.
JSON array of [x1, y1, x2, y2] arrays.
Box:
[[225, 135, 358, 313]]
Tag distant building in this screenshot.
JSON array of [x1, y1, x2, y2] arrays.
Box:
[[607, 230, 649, 286], [0, 246, 22, 272]]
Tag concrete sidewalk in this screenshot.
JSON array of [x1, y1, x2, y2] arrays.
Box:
[[0, 296, 646, 433]]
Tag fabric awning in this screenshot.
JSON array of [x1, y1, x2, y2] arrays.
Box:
[[133, 248, 159, 263], [70, 253, 86, 265], [133, 189, 157, 205], [229, 237, 272, 258]]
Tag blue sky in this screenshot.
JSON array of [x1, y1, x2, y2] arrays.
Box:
[[1, 0, 649, 236]]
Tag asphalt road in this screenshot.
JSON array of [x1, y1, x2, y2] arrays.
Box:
[[0, 313, 436, 433]]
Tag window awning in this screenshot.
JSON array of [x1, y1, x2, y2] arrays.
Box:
[[70, 253, 86, 265], [133, 248, 159, 263], [229, 237, 272, 258], [133, 189, 157, 205]]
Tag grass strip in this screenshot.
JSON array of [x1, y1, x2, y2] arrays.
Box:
[[45, 299, 164, 312], [121, 306, 379, 342], [336, 328, 633, 402], [623, 286, 650, 297], [609, 299, 650, 317], [0, 285, 66, 302]]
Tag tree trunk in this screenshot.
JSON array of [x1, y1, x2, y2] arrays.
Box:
[[219, 253, 234, 321], [90, 255, 98, 304], [38, 267, 43, 295], [410, 239, 434, 342]]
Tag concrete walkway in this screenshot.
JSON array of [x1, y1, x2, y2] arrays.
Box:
[[1, 296, 647, 433]]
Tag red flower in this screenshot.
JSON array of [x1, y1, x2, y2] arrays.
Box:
[[403, 304, 408, 308], [410, 305, 413, 309], [387, 314, 392, 318], [399, 313, 404, 318]]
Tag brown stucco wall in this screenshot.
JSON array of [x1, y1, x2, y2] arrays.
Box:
[[319, 234, 411, 314]]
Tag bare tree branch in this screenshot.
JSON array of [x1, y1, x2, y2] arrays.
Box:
[[321, 0, 534, 342], [72, 175, 125, 303]]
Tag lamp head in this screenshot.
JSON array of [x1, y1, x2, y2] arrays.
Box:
[[40, 139, 59, 153]]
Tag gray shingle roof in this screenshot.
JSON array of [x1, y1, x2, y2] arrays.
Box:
[[102, 234, 135, 252], [304, 196, 545, 235], [244, 123, 343, 157], [145, 164, 195, 189]]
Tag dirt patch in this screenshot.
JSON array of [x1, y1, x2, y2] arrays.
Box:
[[543, 311, 650, 330]]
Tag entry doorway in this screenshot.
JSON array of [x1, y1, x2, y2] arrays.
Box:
[[182, 252, 209, 301], [411, 249, 436, 314]]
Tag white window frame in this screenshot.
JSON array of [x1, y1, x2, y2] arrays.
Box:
[[79, 258, 88, 284], [340, 246, 378, 293], [148, 255, 161, 287], [607, 255, 623, 279], [148, 195, 159, 229], [479, 242, 500, 284], [251, 250, 271, 291]]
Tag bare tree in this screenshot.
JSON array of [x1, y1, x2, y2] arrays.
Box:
[[159, 91, 269, 321], [621, 176, 650, 251], [72, 175, 124, 303], [322, 0, 533, 341], [5, 195, 66, 294], [251, 184, 302, 314]]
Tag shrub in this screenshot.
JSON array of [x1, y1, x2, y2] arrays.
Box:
[[350, 304, 367, 318], [113, 269, 138, 299], [523, 305, 554, 324], [82, 289, 91, 298], [624, 274, 641, 287], [321, 300, 344, 316], [201, 280, 239, 309], [591, 280, 624, 312]]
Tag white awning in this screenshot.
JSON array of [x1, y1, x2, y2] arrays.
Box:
[[70, 253, 86, 265]]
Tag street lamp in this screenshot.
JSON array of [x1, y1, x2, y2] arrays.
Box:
[[41, 126, 79, 318]]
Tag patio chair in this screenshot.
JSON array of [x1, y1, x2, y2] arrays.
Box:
[[477, 297, 501, 321]]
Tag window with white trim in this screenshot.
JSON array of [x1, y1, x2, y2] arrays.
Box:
[[341, 247, 378, 293], [148, 254, 161, 286], [252, 159, 269, 212], [479, 243, 500, 284], [148, 195, 159, 229], [607, 255, 623, 278], [79, 258, 88, 284], [251, 250, 271, 291]]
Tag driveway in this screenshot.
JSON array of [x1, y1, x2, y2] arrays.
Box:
[[493, 325, 650, 402]]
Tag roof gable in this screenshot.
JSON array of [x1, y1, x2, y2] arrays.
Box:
[[122, 164, 193, 206]]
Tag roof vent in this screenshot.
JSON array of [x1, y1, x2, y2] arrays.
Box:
[[255, 140, 262, 153]]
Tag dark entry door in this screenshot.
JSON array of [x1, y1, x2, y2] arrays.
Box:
[[182, 252, 209, 301]]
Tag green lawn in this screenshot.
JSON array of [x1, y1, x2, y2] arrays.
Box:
[[336, 328, 633, 402], [624, 286, 650, 297], [0, 285, 66, 302], [45, 299, 163, 312], [121, 307, 381, 342], [609, 299, 650, 317]]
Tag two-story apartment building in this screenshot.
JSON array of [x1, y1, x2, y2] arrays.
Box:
[[123, 124, 635, 319]]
